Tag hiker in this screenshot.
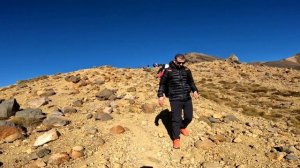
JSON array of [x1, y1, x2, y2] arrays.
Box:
[[157, 54, 199, 149]]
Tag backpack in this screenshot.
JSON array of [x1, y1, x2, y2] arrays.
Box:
[[156, 64, 169, 79]]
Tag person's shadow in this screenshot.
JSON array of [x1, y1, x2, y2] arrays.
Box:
[[154, 109, 172, 140]]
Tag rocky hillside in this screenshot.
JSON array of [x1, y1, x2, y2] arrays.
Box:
[[185, 52, 223, 63], [0, 61, 300, 168], [251, 53, 300, 70]]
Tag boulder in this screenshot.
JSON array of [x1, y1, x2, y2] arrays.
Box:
[[0, 121, 16, 127], [226, 54, 240, 64], [26, 97, 49, 108], [37, 89, 56, 97], [0, 125, 23, 142], [96, 89, 115, 101], [0, 98, 20, 119], [65, 75, 81, 83], [42, 116, 70, 127], [13, 109, 46, 127]]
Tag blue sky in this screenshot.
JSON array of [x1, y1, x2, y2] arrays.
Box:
[[0, 0, 299, 87]]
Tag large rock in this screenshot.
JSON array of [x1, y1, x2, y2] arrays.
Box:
[[0, 121, 16, 127], [96, 89, 115, 101], [0, 126, 23, 142], [26, 97, 49, 108], [37, 89, 56, 97], [42, 115, 70, 127], [0, 98, 20, 119], [226, 54, 240, 64], [13, 109, 46, 127], [65, 75, 81, 83], [33, 129, 60, 147]]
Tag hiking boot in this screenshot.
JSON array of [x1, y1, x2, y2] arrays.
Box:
[[180, 128, 189, 136], [173, 139, 180, 149]]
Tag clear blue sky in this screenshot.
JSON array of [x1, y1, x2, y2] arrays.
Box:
[[0, 0, 299, 87]]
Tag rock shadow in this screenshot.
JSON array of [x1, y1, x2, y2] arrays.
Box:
[[154, 109, 172, 140]]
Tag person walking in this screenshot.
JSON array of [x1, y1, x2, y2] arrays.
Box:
[[157, 54, 199, 149]]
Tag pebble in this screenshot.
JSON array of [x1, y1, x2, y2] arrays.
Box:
[[285, 154, 298, 161], [86, 114, 93, 119], [233, 136, 242, 143], [72, 146, 84, 152]]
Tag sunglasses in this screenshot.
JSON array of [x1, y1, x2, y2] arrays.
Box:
[[176, 61, 185, 65]]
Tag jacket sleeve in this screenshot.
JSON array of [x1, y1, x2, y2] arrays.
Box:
[[157, 70, 168, 97], [187, 69, 198, 93]]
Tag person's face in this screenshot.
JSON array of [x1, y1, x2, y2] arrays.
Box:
[[175, 58, 186, 67]]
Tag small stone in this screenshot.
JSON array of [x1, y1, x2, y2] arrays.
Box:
[[212, 114, 223, 119], [195, 139, 215, 150], [95, 112, 113, 121], [72, 146, 84, 152], [266, 152, 286, 161], [202, 162, 222, 168], [208, 117, 221, 123], [0, 126, 23, 142], [96, 89, 115, 101], [37, 89, 56, 97], [84, 127, 98, 135], [237, 164, 247, 168], [86, 114, 93, 119], [223, 115, 239, 122], [285, 154, 298, 161], [233, 136, 242, 143], [42, 116, 70, 127], [127, 87, 136, 92], [210, 134, 231, 143], [33, 129, 60, 147], [97, 138, 105, 146], [110, 125, 125, 134], [158, 132, 164, 138], [72, 100, 83, 107], [26, 97, 49, 108], [141, 103, 155, 113], [37, 148, 51, 158], [62, 107, 77, 113], [33, 159, 46, 167], [71, 150, 84, 159], [48, 152, 70, 165], [103, 107, 113, 114]]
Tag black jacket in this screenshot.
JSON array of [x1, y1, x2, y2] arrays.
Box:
[[157, 61, 198, 101]]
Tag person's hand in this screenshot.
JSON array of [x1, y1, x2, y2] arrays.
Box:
[[158, 97, 164, 106], [193, 91, 199, 99]]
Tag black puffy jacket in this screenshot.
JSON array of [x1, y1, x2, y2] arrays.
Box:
[[157, 61, 198, 101]]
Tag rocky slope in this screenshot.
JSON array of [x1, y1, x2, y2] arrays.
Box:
[[251, 53, 300, 70], [0, 61, 300, 168]]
